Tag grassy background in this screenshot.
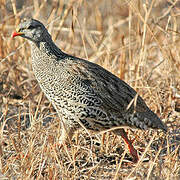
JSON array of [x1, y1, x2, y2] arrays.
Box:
[[0, 0, 180, 179]]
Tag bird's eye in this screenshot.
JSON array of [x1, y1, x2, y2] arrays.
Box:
[[28, 25, 34, 29], [19, 28, 24, 31]]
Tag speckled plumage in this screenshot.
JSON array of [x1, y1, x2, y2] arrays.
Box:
[[13, 18, 167, 162]]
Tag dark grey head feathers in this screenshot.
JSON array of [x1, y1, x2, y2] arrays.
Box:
[[14, 18, 49, 42]]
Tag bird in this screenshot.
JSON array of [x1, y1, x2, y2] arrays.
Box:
[[12, 18, 167, 163]]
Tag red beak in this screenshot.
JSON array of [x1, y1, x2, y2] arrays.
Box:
[[12, 31, 24, 38]]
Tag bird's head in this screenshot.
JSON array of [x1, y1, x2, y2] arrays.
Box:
[[12, 18, 48, 42]]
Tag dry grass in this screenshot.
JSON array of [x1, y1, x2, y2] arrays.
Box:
[[0, 0, 180, 179]]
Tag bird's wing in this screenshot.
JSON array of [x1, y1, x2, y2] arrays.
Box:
[[57, 57, 167, 132], [65, 58, 149, 114]]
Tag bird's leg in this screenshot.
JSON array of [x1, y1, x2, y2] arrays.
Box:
[[56, 121, 75, 149], [113, 128, 138, 163]]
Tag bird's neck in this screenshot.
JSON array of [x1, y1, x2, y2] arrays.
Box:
[[30, 38, 66, 80], [31, 38, 65, 58]]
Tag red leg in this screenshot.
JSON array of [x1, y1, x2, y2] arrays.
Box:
[[115, 129, 138, 163]]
